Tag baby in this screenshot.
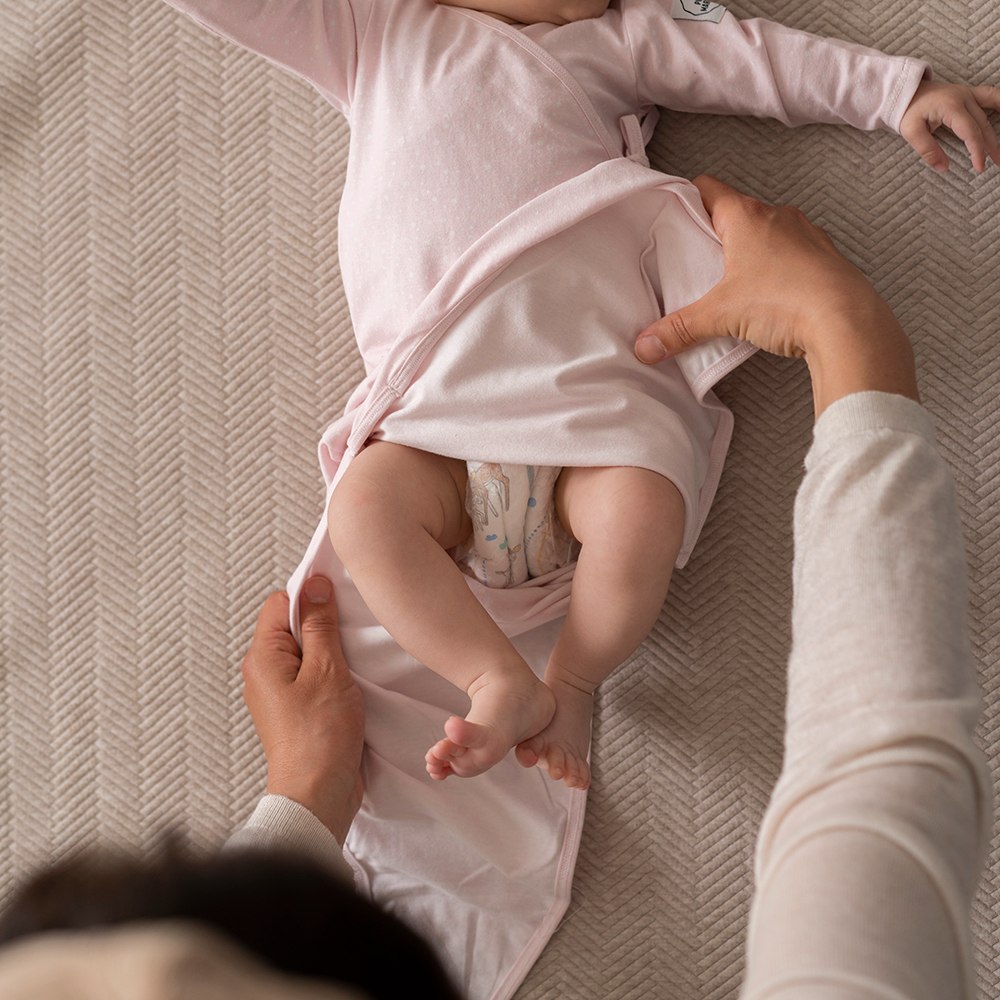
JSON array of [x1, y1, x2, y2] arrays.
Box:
[[329, 430, 684, 791], [312, 0, 998, 791]]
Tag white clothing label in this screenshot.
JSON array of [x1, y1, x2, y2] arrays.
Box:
[[670, 0, 727, 23]]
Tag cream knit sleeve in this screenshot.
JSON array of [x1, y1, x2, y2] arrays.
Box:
[[225, 794, 355, 884], [741, 392, 993, 1000]]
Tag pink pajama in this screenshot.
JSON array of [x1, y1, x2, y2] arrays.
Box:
[[376, 188, 732, 568]]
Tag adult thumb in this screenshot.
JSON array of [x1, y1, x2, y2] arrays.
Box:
[[298, 576, 347, 672], [634, 290, 726, 364]]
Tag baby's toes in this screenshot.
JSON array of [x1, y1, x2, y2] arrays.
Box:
[[564, 754, 591, 791], [443, 714, 490, 751], [544, 744, 567, 782], [426, 759, 452, 781], [515, 734, 544, 768], [425, 738, 465, 780], [425, 746, 451, 778]]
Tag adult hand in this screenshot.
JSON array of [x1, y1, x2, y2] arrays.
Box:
[[634, 175, 920, 417], [241, 576, 365, 845]]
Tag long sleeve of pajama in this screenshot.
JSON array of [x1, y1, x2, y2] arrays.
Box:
[[741, 391, 992, 1000]]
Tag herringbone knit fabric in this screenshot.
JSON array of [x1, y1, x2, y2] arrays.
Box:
[[1, 1, 997, 996]]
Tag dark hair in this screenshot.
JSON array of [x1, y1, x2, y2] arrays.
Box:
[[0, 841, 463, 1000]]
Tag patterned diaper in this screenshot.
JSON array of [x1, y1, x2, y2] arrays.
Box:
[[459, 462, 577, 588]]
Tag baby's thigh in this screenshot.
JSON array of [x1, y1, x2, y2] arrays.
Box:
[[554, 466, 685, 562], [328, 442, 471, 548]]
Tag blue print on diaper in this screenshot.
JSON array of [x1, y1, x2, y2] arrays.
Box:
[[527, 497, 537, 507], [486, 534, 497, 541], [499, 537, 508, 551]]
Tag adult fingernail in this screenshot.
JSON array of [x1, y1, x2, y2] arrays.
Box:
[[635, 335, 667, 363], [303, 576, 332, 604]]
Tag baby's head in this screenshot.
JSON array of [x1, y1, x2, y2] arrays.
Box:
[[435, 0, 611, 26]]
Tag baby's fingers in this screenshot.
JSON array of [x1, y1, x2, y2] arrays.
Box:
[[951, 85, 1000, 172], [970, 84, 1000, 167], [901, 116, 949, 173], [951, 105, 990, 173], [971, 83, 1000, 115]]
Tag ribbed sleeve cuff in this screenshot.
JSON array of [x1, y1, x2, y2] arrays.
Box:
[[226, 795, 353, 883], [808, 391, 936, 469]]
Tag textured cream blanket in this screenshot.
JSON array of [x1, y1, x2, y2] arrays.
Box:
[[1, 0, 998, 996]]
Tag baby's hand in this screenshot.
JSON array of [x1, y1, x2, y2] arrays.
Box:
[[899, 80, 1000, 174]]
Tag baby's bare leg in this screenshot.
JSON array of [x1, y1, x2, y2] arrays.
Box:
[[327, 442, 554, 779], [516, 466, 686, 789]]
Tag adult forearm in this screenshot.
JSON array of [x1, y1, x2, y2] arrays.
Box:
[[635, 175, 992, 1000], [742, 393, 992, 999]]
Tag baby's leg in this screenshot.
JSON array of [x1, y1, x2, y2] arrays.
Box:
[[327, 442, 554, 779], [516, 466, 686, 789]]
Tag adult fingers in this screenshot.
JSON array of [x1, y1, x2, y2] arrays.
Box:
[[689, 173, 738, 225], [241, 590, 300, 686], [297, 575, 351, 683], [636, 184, 872, 364], [634, 174, 751, 360], [688, 172, 767, 244], [636, 281, 735, 362], [241, 591, 302, 732], [250, 589, 292, 645]]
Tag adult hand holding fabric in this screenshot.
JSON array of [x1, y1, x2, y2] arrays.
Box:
[[241, 577, 365, 846], [634, 174, 921, 417]]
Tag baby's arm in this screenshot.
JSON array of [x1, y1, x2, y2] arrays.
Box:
[[161, 0, 368, 116], [627, 7, 927, 132], [625, 4, 997, 172]]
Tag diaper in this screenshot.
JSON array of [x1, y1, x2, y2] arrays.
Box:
[[458, 462, 577, 588]]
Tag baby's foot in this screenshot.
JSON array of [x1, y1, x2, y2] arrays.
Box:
[[425, 665, 555, 780], [514, 676, 595, 790]]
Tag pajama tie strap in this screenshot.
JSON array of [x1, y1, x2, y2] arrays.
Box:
[[619, 109, 659, 168]]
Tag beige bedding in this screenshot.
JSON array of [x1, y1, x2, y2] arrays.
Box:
[[1, 0, 997, 995]]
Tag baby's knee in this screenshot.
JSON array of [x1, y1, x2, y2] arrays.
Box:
[[626, 480, 686, 570], [560, 467, 685, 556], [326, 468, 387, 565], [579, 487, 684, 603]]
